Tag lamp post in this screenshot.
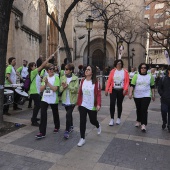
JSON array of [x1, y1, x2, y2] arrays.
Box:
[[86, 15, 94, 65], [144, 52, 147, 63], [131, 48, 135, 67]]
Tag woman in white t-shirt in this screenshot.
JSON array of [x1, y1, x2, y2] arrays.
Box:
[[129, 67, 136, 85], [28, 55, 53, 126], [35, 63, 60, 139], [60, 63, 79, 139], [129, 63, 155, 132], [77, 65, 101, 147]]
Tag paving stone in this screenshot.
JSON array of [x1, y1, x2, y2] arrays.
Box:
[[119, 121, 170, 140], [99, 138, 170, 170], [11, 128, 80, 155], [128, 109, 162, 123], [0, 151, 53, 170]]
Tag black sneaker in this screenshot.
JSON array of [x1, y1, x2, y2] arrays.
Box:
[[162, 124, 166, 130], [31, 122, 40, 127], [13, 107, 22, 110], [64, 131, 69, 139], [53, 128, 59, 133], [69, 126, 74, 133], [36, 118, 40, 121], [35, 133, 45, 139], [3, 112, 11, 116]]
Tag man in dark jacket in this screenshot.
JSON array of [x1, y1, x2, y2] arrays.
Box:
[[158, 66, 170, 132]]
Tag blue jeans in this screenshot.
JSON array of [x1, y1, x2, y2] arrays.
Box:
[[161, 102, 170, 127]]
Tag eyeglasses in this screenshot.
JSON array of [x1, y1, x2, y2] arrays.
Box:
[[86, 69, 91, 71], [141, 67, 147, 69], [48, 68, 54, 71]]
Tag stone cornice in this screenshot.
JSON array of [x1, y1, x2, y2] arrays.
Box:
[[12, 5, 23, 17], [20, 25, 42, 43], [11, 5, 42, 43]]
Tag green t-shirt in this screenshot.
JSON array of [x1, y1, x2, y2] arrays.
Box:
[[29, 69, 41, 94], [16, 66, 23, 73], [41, 75, 60, 104], [5, 65, 16, 85]]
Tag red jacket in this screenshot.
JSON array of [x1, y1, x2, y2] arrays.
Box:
[[77, 78, 101, 107], [105, 68, 129, 94]]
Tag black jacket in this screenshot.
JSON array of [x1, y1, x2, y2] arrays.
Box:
[[158, 75, 170, 105]]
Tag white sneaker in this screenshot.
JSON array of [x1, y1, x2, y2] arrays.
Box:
[[77, 138, 85, 147], [97, 124, 101, 135], [109, 119, 114, 126], [116, 118, 121, 125], [141, 124, 146, 132], [135, 122, 141, 127]]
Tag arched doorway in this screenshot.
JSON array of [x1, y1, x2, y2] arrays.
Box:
[[92, 49, 104, 70]]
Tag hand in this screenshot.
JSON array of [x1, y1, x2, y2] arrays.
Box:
[[97, 105, 101, 111], [152, 96, 155, 101], [129, 93, 133, 99], [105, 91, 108, 96], [62, 82, 67, 89], [44, 77, 48, 85], [123, 90, 127, 96]]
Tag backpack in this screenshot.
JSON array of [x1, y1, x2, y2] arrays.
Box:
[[23, 75, 35, 92]]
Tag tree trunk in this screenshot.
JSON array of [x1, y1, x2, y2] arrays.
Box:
[[0, 0, 14, 124], [60, 30, 72, 63], [127, 43, 130, 72], [103, 20, 108, 70]]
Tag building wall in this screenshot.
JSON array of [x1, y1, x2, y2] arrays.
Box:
[[7, 0, 40, 68], [144, 0, 170, 64]]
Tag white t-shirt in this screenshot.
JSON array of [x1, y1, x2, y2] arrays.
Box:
[[129, 72, 136, 80], [81, 79, 95, 110], [21, 66, 28, 78], [155, 70, 159, 78], [11, 67, 16, 84], [42, 76, 57, 104], [113, 69, 124, 89], [160, 70, 165, 78], [63, 77, 72, 105], [133, 74, 152, 98]]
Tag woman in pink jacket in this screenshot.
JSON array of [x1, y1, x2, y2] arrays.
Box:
[[105, 60, 129, 126]]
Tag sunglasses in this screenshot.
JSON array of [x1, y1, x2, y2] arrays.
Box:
[[141, 67, 147, 69], [48, 68, 54, 70]]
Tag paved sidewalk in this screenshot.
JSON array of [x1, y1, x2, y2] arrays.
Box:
[[1, 91, 170, 170]]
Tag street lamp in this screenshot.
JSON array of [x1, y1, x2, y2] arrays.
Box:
[[86, 15, 94, 65], [131, 48, 135, 67], [144, 52, 147, 63]]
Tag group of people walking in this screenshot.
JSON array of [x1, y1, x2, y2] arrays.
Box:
[[4, 56, 170, 147]]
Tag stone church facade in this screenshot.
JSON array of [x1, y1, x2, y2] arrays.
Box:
[[7, 0, 146, 71]]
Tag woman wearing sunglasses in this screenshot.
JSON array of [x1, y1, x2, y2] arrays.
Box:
[[35, 63, 60, 139], [28, 55, 53, 126], [129, 63, 155, 132], [77, 65, 101, 147], [60, 63, 79, 139]]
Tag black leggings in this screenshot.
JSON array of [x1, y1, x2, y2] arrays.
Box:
[[79, 106, 99, 139], [39, 101, 60, 135], [65, 105, 75, 131], [134, 97, 151, 125], [110, 89, 124, 119], [30, 94, 41, 123]]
